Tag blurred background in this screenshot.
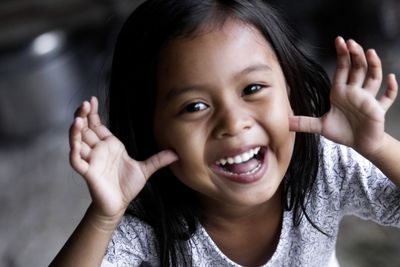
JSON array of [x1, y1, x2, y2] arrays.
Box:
[[0, 0, 399, 266]]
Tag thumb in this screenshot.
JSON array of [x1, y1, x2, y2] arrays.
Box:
[[289, 115, 322, 134], [140, 149, 178, 179]]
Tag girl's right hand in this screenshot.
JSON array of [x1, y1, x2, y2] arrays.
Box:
[[69, 96, 178, 221]]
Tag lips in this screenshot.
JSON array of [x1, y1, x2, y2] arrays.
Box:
[[211, 146, 268, 184]]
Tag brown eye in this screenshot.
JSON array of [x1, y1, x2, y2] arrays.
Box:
[[184, 102, 208, 113], [242, 84, 263, 96]]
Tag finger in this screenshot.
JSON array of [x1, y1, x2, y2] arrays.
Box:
[[71, 116, 100, 148], [140, 150, 179, 179], [79, 142, 92, 161], [289, 116, 322, 134], [70, 118, 97, 158], [73, 102, 90, 139], [90, 96, 99, 114], [69, 117, 84, 149], [363, 49, 382, 95], [88, 96, 113, 140], [74, 101, 90, 118], [81, 126, 101, 148], [76, 99, 101, 147], [346, 39, 368, 87], [332, 36, 351, 86], [379, 74, 398, 111], [88, 96, 100, 127], [70, 140, 89, 176], [90, 123, 113, 141]]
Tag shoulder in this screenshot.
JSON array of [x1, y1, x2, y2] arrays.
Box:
[[103, 214, 159, 266], [317, 136, 378, 189], [114, 213, 154, 237], [318, 136, 370, 170], [316, 137, 400, 225]]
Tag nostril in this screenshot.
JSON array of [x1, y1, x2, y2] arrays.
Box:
[[214, 115, 253, 138]]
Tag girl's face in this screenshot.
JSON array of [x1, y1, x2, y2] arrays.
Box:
[[154, 20, 295, 209]]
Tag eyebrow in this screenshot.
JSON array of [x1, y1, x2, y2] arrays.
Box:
[[234, 63, 272, 80], [165, 63, 272, 100]]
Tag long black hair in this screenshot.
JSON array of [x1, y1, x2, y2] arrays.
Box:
[[108, 0, 331, 265]]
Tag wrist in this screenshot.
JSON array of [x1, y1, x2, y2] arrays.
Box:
[[362, 133, 390, 164], [86, 203, 125, 233]]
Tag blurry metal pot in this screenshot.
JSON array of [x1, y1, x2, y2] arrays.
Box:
[[0, 30, 82, 141]]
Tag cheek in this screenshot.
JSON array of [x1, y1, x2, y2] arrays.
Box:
[[165, 125, 212, 188], [263, 96, 292, 132], [262, 95, 295, 156], [157, 120, 208, 161]]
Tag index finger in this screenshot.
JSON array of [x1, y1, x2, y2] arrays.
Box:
[[289, 115, 322, 134]]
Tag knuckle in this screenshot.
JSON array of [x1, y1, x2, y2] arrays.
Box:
[[152, 154, 162, 169]]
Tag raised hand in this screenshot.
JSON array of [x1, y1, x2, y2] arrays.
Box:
[[290, 36, 398, 157], [69, 97, 178, 219]]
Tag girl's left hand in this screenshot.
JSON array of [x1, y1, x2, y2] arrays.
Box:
[[290, 36, 398, 157]]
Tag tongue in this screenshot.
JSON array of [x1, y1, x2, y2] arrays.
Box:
[[224, 158, 259, 174]]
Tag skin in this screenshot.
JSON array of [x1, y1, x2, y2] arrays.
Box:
[[50, 20, 399, 267], [154, 20, 295, 211], [153, 20, 295, 265], [291, 37, 400, 185]]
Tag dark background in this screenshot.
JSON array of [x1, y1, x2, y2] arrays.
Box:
[[0, 1, 399, 266]]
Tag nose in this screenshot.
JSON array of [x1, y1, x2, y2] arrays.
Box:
[[213, 104, 254, 139]]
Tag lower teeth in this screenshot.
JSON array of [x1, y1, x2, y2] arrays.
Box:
[[222, 161, 261, 175]]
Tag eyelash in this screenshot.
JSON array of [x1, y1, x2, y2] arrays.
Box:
[[181, 83, 266, 114], [183, 102, 209, 113], [241, 84, 264, 96]]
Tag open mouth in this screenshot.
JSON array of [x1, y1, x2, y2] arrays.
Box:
[[212, 146, 267, 183]]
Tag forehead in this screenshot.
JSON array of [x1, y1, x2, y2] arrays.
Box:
[[156, 19, 280, 94], [159, 19, 276, 65]]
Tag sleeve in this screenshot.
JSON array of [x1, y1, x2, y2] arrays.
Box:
[[101, 259, 116, 267], [102, 215, 159, 267], [319, 137, 400, 227]]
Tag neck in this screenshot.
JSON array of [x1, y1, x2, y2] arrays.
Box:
[[199, 187, 284, 266], [200, 185, 283, 228]]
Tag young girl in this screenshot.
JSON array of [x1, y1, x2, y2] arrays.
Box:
[[51, 0, 400, 266]]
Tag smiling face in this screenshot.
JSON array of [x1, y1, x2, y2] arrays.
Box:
[[154, 20, 295, 211]]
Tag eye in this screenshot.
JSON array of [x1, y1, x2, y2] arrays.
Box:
[[241, 84, 264, 96], [183, 102, 209, 113]]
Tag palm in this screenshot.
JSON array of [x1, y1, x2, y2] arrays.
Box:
[[320, 84, 385, 154], [69, 97, 178, 218], [83, 136, 144, 217]]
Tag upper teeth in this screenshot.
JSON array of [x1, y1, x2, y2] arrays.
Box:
[[216, 147, 261, 166]]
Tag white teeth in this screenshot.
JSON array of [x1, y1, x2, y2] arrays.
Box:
[[216, 147, 261, 166], [234, 155, 242, 164]]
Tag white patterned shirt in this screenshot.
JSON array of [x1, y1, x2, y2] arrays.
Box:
[[102, 138, 400, 266]]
